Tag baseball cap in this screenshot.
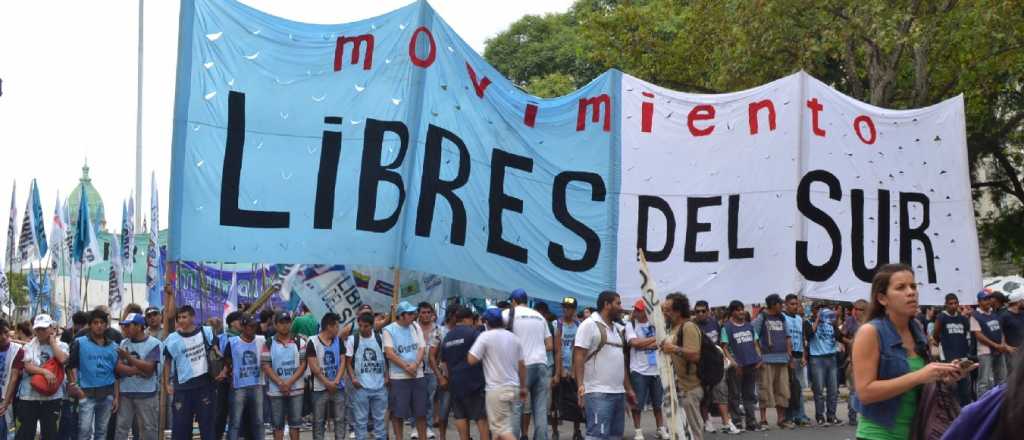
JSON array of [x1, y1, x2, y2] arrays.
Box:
[[483, 308, 504, 327], [977, 289, 992, 301], [633, 298, 646, 312], [1009, 291, 1024, 304], [33, 314, 54, 329], [274, 311, 293, 322], [240, 314, 260, 326], [562, 297, 578, 308], [123, 313, 146, 326], [510, 288, 528, 303], [144, 307, 160, 316], [397, 301, 417, 315]]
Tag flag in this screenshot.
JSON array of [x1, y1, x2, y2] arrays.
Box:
[[352, 270, 370, 289], [69, 261, 82, 314], [276, 264, 300, 303], [50, 193, 67, 271], [4, 181, 16, 271], [17, 180, 48, 262], [72, 188, 101, 266], [108, 234, 124, 314], [146, 172, 163, 308], [123, 197, 135, 264], [223, 272, 239, 320], [0, 259, 9, 307]]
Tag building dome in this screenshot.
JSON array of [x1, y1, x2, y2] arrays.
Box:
[[68, 162, 106, 232]]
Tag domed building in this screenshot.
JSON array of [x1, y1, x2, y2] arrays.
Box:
[[68, 162, 106, 233]]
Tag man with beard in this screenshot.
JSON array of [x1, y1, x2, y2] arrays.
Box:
[[573, 291, 636, 440], [694, 300, 741, 434]]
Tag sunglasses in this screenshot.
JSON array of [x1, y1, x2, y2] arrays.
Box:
[[695, 309, 708, 314]]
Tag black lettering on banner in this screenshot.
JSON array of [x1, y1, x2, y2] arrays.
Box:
[[548, 171, 606, 272], [487, 149, 533, 263], [684, 196, 721, 262], [313, 117, 344, 229], [357, 119, 410, 233], [795, 170, 842, 281], [220, 91, 290, 228], [636, 195, 675, 262], [851, 189, 890, 282], [415, 124, 470, 245], [727, 194, 754, 259], [899, 192, 936, 283]]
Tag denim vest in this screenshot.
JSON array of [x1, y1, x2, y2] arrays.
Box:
[[849, 317, 929, 428]]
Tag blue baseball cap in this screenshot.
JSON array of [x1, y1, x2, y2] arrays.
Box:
[[483, 308, 504, 327], [977, 289, 992, 301], [123, 313, 146, 326], [397, 301, 417, 315], [510, 288, 528, 303]]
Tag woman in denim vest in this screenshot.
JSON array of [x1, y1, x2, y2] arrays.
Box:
[[849, 264, 971, 439]]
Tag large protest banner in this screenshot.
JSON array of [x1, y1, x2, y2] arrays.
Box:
[[169, 0, 980, 305]]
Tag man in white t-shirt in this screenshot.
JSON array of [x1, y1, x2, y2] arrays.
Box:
[[383, 302, 428, 440], [625, 299, 668, 440], [468, 308, 527, 440], [574, 291, 636, 440], [501, 289, 553, 440]]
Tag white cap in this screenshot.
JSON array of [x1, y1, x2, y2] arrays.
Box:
[[1010, 291, 1024, 304], [32, 314, 54, 329]]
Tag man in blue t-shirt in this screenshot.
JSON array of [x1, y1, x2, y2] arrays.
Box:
[[114, 313, 161, 440], [347, 313, 386, 440], [751, 294, 792, 430], [439, 306, 487, 440], [383, 302, 427, 440], [999, 292, 1024, 376], [68, 309, 120, 440], [807, 304, 842, 426], [972, 289, 1009, 397], [720, 300, 761, 432], [162, 305, 219, 440], [932, 293, 973, 405], [222, 314, 265, 440]]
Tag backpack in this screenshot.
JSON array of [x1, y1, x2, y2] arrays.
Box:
[[680, 321, 724, 388], [200, 327, 225, 381], [584, 320, 627, 363]]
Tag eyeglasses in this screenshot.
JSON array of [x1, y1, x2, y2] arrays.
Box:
[[695, 309, 708, 314]]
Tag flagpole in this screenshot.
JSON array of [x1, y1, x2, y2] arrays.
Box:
[[134, 0, 145, 230]]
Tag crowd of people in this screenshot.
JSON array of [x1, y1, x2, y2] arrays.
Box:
[[0, 266, 1021, 440]]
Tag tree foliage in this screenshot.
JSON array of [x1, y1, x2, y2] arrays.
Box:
[[484, 0, 1024, 271]]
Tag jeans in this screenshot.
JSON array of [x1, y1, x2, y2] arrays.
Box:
[[114, 395, 158, 440], [810, 354, 838, 420], [269, 395, 304, 430], [517, 364, 550, 440], [582, 393, 625, 440], [58, 398, 79, 440], [229, 386, 263, 440], [78, 395, 113, 440], [214, 380, 230, 440], [171, 386, 215, 440], [785, 360, 810, 422], [312, 390, 347, 440], [977, 352, 1007, 397], [733, 367, 758, 428], [352, 387, 387, 440], [16, 399, 61, 440]]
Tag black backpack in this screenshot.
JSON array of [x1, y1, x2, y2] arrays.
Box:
[[352, 330, 386, 372], [681, 321, 724, 388]]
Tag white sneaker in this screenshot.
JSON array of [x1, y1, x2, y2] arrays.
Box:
[[633, 429, 645, 440], [349, 432, 356, 439], [704, 420, 716, 433], [427, 429, 437, 439], [657, 426, 670, 439], [411, 432, 419, 440], [724, 422, 742, 435]]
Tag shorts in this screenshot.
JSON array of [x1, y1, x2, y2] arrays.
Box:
[[583, 393, 625, 440], [485, 387, 519, 436], [628, 371, 664, 411], [758, 363, 790, 408], [451, 392, 486, 421], [710, 375, 729, 405], [388, 377, 428, 419], [269, 394, 303, 429]]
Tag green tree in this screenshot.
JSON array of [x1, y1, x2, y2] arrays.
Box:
[[6, 272, 28, 307]]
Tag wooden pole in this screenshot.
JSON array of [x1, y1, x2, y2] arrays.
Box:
[[390, 267, 400, 322], [244, 284, 279, 314]]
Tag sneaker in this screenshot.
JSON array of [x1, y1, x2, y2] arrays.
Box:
[[411, 432, 419, 440], [794, 418, 811, 427], [634, 429, 645, 440], [705, 421, 717, 433], [349, 432, 356, 439], [758, 421, 770, 431], [827, 417, 843, 426], [657, 426, 670, 440], [427, 429, 437, 439], [723, 422, 742, 435], [816, 416, 830, 427], [778, 421, 796, 430]]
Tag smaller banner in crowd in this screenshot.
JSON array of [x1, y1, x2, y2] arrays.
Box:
[[175, 262, 285, 322]]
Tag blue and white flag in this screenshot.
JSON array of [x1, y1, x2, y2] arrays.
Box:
[[17, 179, 48, 262], [72, 188, 100, 266], [50, 193, 68, 272], [123, 197, 136, 264], [222, 271, 238, 320], [0, 257, 9, 307], [4, 181, 16, 271], [146, 172, 163, 308], [108, 233, 124, 313]]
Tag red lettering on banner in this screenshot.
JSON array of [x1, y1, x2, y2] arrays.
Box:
[[748, 100, 777, 135], [854, 115, 876, 144], [806, 98, 826, 137], [577, 95, 611, 132], [333, 35, 374, 71], [687, 105, 715, 136], [408, 27, 436, 68], [524, 103, 538, 128], [466, 63, 492, 98], [641, 92, 654, 133]]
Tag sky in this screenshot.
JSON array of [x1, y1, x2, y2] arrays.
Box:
[[0, 0, 573, 263]]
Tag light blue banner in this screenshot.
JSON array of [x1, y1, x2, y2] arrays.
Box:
[[170, 0, 618, 304]]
